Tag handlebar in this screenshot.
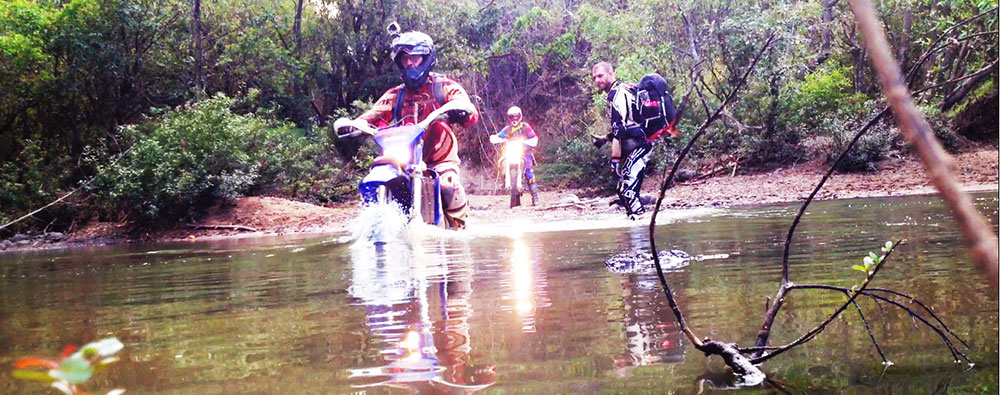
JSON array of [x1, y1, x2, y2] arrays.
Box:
[[333, 118, 377, 137], [334, 99, 475, 138]]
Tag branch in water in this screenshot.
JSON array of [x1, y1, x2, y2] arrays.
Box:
[[647, 31, 777, 355], [752, 240, 902, 364], [753, 6, 1000, 354], [848, 0, 999, 280]]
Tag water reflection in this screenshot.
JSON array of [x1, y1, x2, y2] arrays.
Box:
[[616, 275, 685, 369], [610, 226, 686, 372], [503, 237, 551, 333], [0, 193, 994, 393], [346, 240, 496, 391]]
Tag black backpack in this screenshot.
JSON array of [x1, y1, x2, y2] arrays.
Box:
[[633, 73, 677, 141]]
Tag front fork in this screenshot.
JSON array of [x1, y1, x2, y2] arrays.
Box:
[[360, 165, 444, 227]]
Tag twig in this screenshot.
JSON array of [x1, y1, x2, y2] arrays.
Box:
[[851, 298, 889, 364], [865, 287, 972, 349], [752, 240, 902, 364], [0, 146, 135, 233], [860, 291, 970, 363], [0, 190, 81, 234], [752, 281, 974, 365]]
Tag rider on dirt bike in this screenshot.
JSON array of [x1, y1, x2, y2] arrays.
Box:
[[336, 28, 479, 229], [489, 106, 540, 205]]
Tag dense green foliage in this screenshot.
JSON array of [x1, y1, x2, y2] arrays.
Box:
[[87, 94, 350, 221], [1, 0, 996, 231]]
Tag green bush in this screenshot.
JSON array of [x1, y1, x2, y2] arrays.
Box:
[[829, 119, 896, 173], [88, 94, 352, 223], [536, 134, 618, 192], [0, 139, 71, 231], [785, 66, 867, 127], [781, 65, 885, 171]]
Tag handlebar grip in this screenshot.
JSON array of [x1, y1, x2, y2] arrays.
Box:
[[446, 109, 469, 124]]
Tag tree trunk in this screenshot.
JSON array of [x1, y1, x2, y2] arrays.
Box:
[[816, 0, 836, 67], [945, 43, 972, 93], [846, 24, 869, 93], [764, 73, 781, 161], [293, 0, 304, 58], [941, 60, 998, 112], [899, 7, 911, 70], [192, 0, 203, 94]]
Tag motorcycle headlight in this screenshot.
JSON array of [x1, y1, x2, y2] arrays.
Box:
[[384, 146, 413, 165], [505, 141, 524, 163]]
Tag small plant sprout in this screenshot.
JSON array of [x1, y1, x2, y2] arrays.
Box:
[[853, 239, 896, 278], [12, 337, 125, 395]]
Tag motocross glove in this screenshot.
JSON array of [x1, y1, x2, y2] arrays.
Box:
[[446, 109, 470, 124]]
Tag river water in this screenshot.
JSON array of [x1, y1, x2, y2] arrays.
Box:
[[1, 193, 997, 393]]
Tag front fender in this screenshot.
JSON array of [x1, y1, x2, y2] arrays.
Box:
[[360, 165, 410, 206], [362, 165, 403, 185]]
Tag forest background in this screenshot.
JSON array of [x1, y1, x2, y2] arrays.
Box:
[[1, 0, 996, 233]]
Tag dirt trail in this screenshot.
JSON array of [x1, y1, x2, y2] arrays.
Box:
[[7, 147, 998, 250]]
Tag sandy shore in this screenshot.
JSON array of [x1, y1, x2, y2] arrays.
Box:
[[3, 147, 996, 252]]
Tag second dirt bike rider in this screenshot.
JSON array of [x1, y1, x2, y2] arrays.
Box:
[[489, 106, 540, 205], [337, 27, 479, 229]]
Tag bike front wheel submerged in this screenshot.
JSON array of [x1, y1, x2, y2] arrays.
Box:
[[509, 165, 520, 208]]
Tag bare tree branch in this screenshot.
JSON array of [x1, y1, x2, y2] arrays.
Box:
[[940, 59, 998, 111], [900, 8, 997, 97], [848, 0, 999, 281], [852, 298, 889, 364], [745, 281, 974, 365], [751, 240, 901, 364], [646, 33, 777, 356]]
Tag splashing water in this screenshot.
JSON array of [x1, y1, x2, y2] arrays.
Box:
[[350, 201, 410, 245]]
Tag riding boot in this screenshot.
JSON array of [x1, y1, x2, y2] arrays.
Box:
[[528, 181, 539, 206]]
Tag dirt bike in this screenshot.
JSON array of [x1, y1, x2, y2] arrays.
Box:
[[334, 101, 473, 234]]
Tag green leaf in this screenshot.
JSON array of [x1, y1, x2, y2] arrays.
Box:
[[868, 252, 879, 261], [852, 265, 868, 272], [863, 256, 875, 267], [885, 241, 893, 250]]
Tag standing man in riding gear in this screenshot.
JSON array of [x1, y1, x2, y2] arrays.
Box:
[[489, 106, 540, 205], [336, 29, 479, 229], [591, 61, 651, 220]]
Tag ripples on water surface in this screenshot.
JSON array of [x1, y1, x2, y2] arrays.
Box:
[[1, 193, 997, 393]]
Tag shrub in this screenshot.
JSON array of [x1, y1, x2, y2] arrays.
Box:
[[829, 118, 896, 173], [536, 134, 618, 192], [0, 139, 71, 232], [89, 94, 352, 223]]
